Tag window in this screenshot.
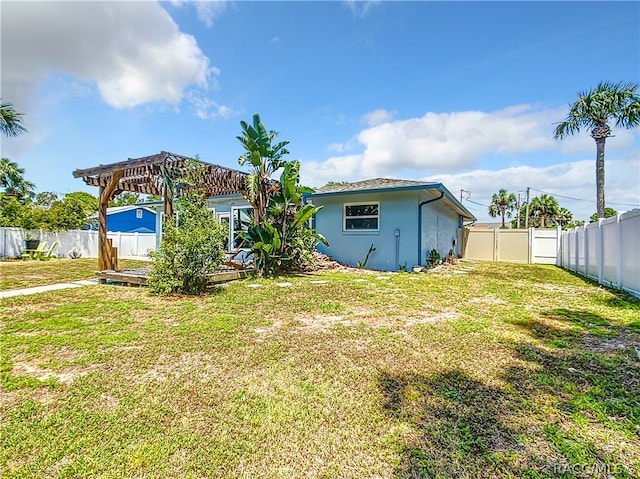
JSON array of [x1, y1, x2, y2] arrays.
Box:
[[344, 202, 379, 231], [216, 213, 230, 251], [135, 208, 143, 219], [232, 207, 254, 249]]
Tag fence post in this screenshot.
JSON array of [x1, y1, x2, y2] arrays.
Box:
[[597, 219, 604, 285], [616, 214, 623, 290], [573, 226, 584, 273], [584, 223, 590, 278], [528, 228, 534, 264], [134, 232, 139, 257]]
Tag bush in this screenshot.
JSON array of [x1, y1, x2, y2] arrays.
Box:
[[148, 194, 227, 295]]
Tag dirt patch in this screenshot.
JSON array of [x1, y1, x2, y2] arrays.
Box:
[[297, 314, 355, 329], [582, 331, 640, 355], [137, 352, 220, 384], [468, 294, 506, 305], [11, 361, 91, 385], [404, 311, 461, 326]]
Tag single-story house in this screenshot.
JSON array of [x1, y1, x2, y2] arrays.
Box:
[[151, 178, 475, 271], [88, 205, 157, 233], [306, 178, 476, 271]]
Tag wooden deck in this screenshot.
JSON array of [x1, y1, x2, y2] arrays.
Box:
[[95, 267, 256, 286]]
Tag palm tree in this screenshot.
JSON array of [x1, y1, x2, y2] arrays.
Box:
[[0, 158, 35, 203], [529, 194, 559, 228], [0, 102, 27, 137], [488, 188, 517, 228], [237, 114, 290, 224], [554, 81, 640, 219], [555, 207, 574, 229]]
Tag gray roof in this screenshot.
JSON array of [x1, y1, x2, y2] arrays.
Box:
[[309, 177, 476, 222], [314, 178, 439, 194]]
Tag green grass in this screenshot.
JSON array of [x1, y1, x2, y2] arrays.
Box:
[[1, 261, 639, 478], [0, 258, 150, 290]]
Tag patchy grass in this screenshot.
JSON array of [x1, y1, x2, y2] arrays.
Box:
[[0, 258, 150, 291], [1, 261, 638, 478]]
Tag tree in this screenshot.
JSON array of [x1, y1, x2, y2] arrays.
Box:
[[148, 162, 227, 295], [590, 207, 616, 222], [488, 188, 517, 228], [0, 102, 27, 137], [237, 114, 289, 224], [0, 158, 35, 203], [322, 180, 349, 188], [555, 207, 574, 228], [241, 160, 327, 276], [554, 81, 640, 219], [109, 192, 141, 207], [237, 114, 327, 276], [529, 194, 560, 228]]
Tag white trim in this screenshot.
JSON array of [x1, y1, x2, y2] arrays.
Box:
[[231, 206, 253, 250], [216, 212, 231, 251], [343, 201, 380, 231]]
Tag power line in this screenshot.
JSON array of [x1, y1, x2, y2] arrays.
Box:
[[466, 199, 489, 208], [530, 187, 640, 207]]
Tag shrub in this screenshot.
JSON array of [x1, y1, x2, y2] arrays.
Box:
[[148, 192, 227, 295]]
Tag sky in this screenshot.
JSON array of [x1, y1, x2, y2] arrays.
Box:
[[1, 0, 639, 223]]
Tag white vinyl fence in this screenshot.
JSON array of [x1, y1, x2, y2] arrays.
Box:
[[558, 209, 640, 298], [0, 228, 156, 260]]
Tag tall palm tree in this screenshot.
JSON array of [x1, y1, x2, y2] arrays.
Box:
[[554, 81, 639, 219], [0, 101, 27, 137], [488, 188, 517, 228], [0, 158, 35, 203], [237, 114, 289, 224]]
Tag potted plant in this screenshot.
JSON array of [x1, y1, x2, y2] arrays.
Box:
[[24, 233, 40, 250]]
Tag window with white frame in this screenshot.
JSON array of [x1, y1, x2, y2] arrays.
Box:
[[135, 208, 143, 219], [344, 202, 379, 231]]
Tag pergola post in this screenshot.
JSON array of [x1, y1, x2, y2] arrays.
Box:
[[98, 171, 124, 271], [72, 152, 250, 275]]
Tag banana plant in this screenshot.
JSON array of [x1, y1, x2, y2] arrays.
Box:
[[237, 114, 290, 224]]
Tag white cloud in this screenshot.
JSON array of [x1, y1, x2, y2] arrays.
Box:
[[188, 92, 243, 120], [343, 0, 381, 18], [301, 105, 638, 186], [361, 109, 395, 127], [426, 155, 640, 222], [301, 105, 639, 222], [169, 0, 229, 27], [1, 1, 213, 110]]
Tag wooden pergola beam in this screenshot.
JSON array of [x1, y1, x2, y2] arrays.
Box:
[[73, 151, 250, 272]]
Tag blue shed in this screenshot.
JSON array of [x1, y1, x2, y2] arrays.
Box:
[[102, 205, 157, 233], [307, 178, 476, 271]]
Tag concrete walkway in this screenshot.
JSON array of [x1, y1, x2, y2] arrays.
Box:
[[0, 279, 99, 299]]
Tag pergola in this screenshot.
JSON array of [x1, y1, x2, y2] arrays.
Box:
[[73, 151, 248, 270]]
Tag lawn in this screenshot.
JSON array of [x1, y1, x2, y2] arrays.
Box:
[[0, 258, 150, 291], [1, 261, 638, 478]]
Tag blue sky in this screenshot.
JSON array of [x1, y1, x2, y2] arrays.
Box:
[[2, 0, 639, 222]]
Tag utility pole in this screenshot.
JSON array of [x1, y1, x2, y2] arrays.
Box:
[[524, 187, 531, 229], [460, 189, 470, 203], [516, 192, 522, 229]]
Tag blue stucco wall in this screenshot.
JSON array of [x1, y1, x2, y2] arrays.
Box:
[[312, 190, 463, 271], [312, 190, 421, 271], [419, 192, 461, 263], [107, 209, 156, 233]]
